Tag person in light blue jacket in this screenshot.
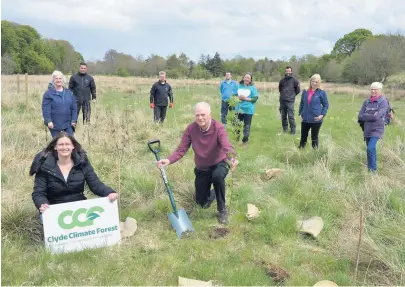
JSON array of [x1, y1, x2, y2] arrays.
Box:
[[234, 72, 259, 149], [298, 74, 329, 149], [219, 72, 238, 125], [42, 71, 78, 137]]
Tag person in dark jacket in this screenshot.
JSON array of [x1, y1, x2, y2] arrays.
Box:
[[30, 132, 118, 215], [298, 74, 329, 149], [358, 82, 389, 172], [150, 71, 174, 123], [42, 71, 78, 137], [279, 66, 301, 134], [69, 62, 96, 125]]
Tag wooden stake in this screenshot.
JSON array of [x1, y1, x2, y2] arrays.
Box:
[[25, 73, 28, 106], [355, 207, 364, 282], [17, 74, 20, 93]]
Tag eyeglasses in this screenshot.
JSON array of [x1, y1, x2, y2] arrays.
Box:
[[56, 142, 73, 147]]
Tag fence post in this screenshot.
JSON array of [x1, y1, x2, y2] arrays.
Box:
[[352, 86, 355, 105], [17, 74, 20, 93], [98, 77, 101, 97], [25, 73, 28, 106]]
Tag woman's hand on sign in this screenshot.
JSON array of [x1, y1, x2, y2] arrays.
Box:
[[108, 192, 118, 202], [39, 203, 49, 213]]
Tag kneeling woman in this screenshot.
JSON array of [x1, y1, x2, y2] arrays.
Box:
[[30, 132, 117, 215]]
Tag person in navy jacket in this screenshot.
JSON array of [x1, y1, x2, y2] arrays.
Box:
[[298, 74, 329, 149], [42, 71, 78, 137]]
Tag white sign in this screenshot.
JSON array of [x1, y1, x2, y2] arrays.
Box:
[[42, 197, 121, 254]]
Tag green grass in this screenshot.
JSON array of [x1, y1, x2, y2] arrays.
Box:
[[2, 82, 405, 286]]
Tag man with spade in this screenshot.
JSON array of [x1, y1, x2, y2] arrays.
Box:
[[156, 102, 238, 224]]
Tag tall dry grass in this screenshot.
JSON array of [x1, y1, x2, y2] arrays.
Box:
[[1, 75, 405, 286], [3, 74, 405, 99]]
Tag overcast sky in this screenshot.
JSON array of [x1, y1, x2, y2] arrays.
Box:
[[2, 0, 404, 62]]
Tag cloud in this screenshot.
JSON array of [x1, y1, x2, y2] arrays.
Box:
[[2, 0, 138, 32], [2, 0, 404, 60]]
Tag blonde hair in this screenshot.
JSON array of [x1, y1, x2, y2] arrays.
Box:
[[308, 74, 322, 90], [51, 70, 67, 86]]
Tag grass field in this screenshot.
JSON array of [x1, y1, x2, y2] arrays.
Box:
[[1, 75, 405, 286]]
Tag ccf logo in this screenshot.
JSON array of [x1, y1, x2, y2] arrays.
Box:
[[58, 206, 104, 230]]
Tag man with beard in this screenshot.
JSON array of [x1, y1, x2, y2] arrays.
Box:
[[68, 62, 97, 125], [278, 66, 301, 134]]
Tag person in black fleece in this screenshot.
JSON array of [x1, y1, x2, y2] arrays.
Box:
[[149, 71, 174, 123], [30, 132, 117, 215], [69, 62, 97, 125], [278, 66, 301, 134]]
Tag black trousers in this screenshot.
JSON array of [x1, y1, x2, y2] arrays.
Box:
[[77, 101, 91, 124], [194, 161, 230, 212], [154, 105, 168, 123], [235, 113, 253, 143], [279, 101, 296, 132], [299, 122, 323, 148]]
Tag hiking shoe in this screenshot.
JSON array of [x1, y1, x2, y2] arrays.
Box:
[[218, 209, 228, 225], [242, 142, 248, 149], [203, 189, 216, 209]]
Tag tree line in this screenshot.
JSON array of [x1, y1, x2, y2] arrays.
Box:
[[2, 20, 404, 85], [1, 20, 84, 75]]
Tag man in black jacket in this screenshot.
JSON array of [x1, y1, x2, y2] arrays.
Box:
[[150, 71, 174, 123], [69, 62, 96, 125], [278, 66, 301, 134]]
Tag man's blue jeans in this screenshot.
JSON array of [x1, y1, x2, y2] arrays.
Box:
[[365, 137, 379, 171]]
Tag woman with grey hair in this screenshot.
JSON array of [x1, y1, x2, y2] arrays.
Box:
[[42, 71, 78, 137], [357, 82, 389, 172]]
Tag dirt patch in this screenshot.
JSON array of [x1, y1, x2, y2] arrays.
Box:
[[209, 227, 230, 239], [265, 263, 290, 283]]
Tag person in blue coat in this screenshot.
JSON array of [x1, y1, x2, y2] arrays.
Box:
[[219, 72, 238, 125], [234, 73, 259, 149], [298, 74, 329, 149], [42, 71, 78, 137]]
